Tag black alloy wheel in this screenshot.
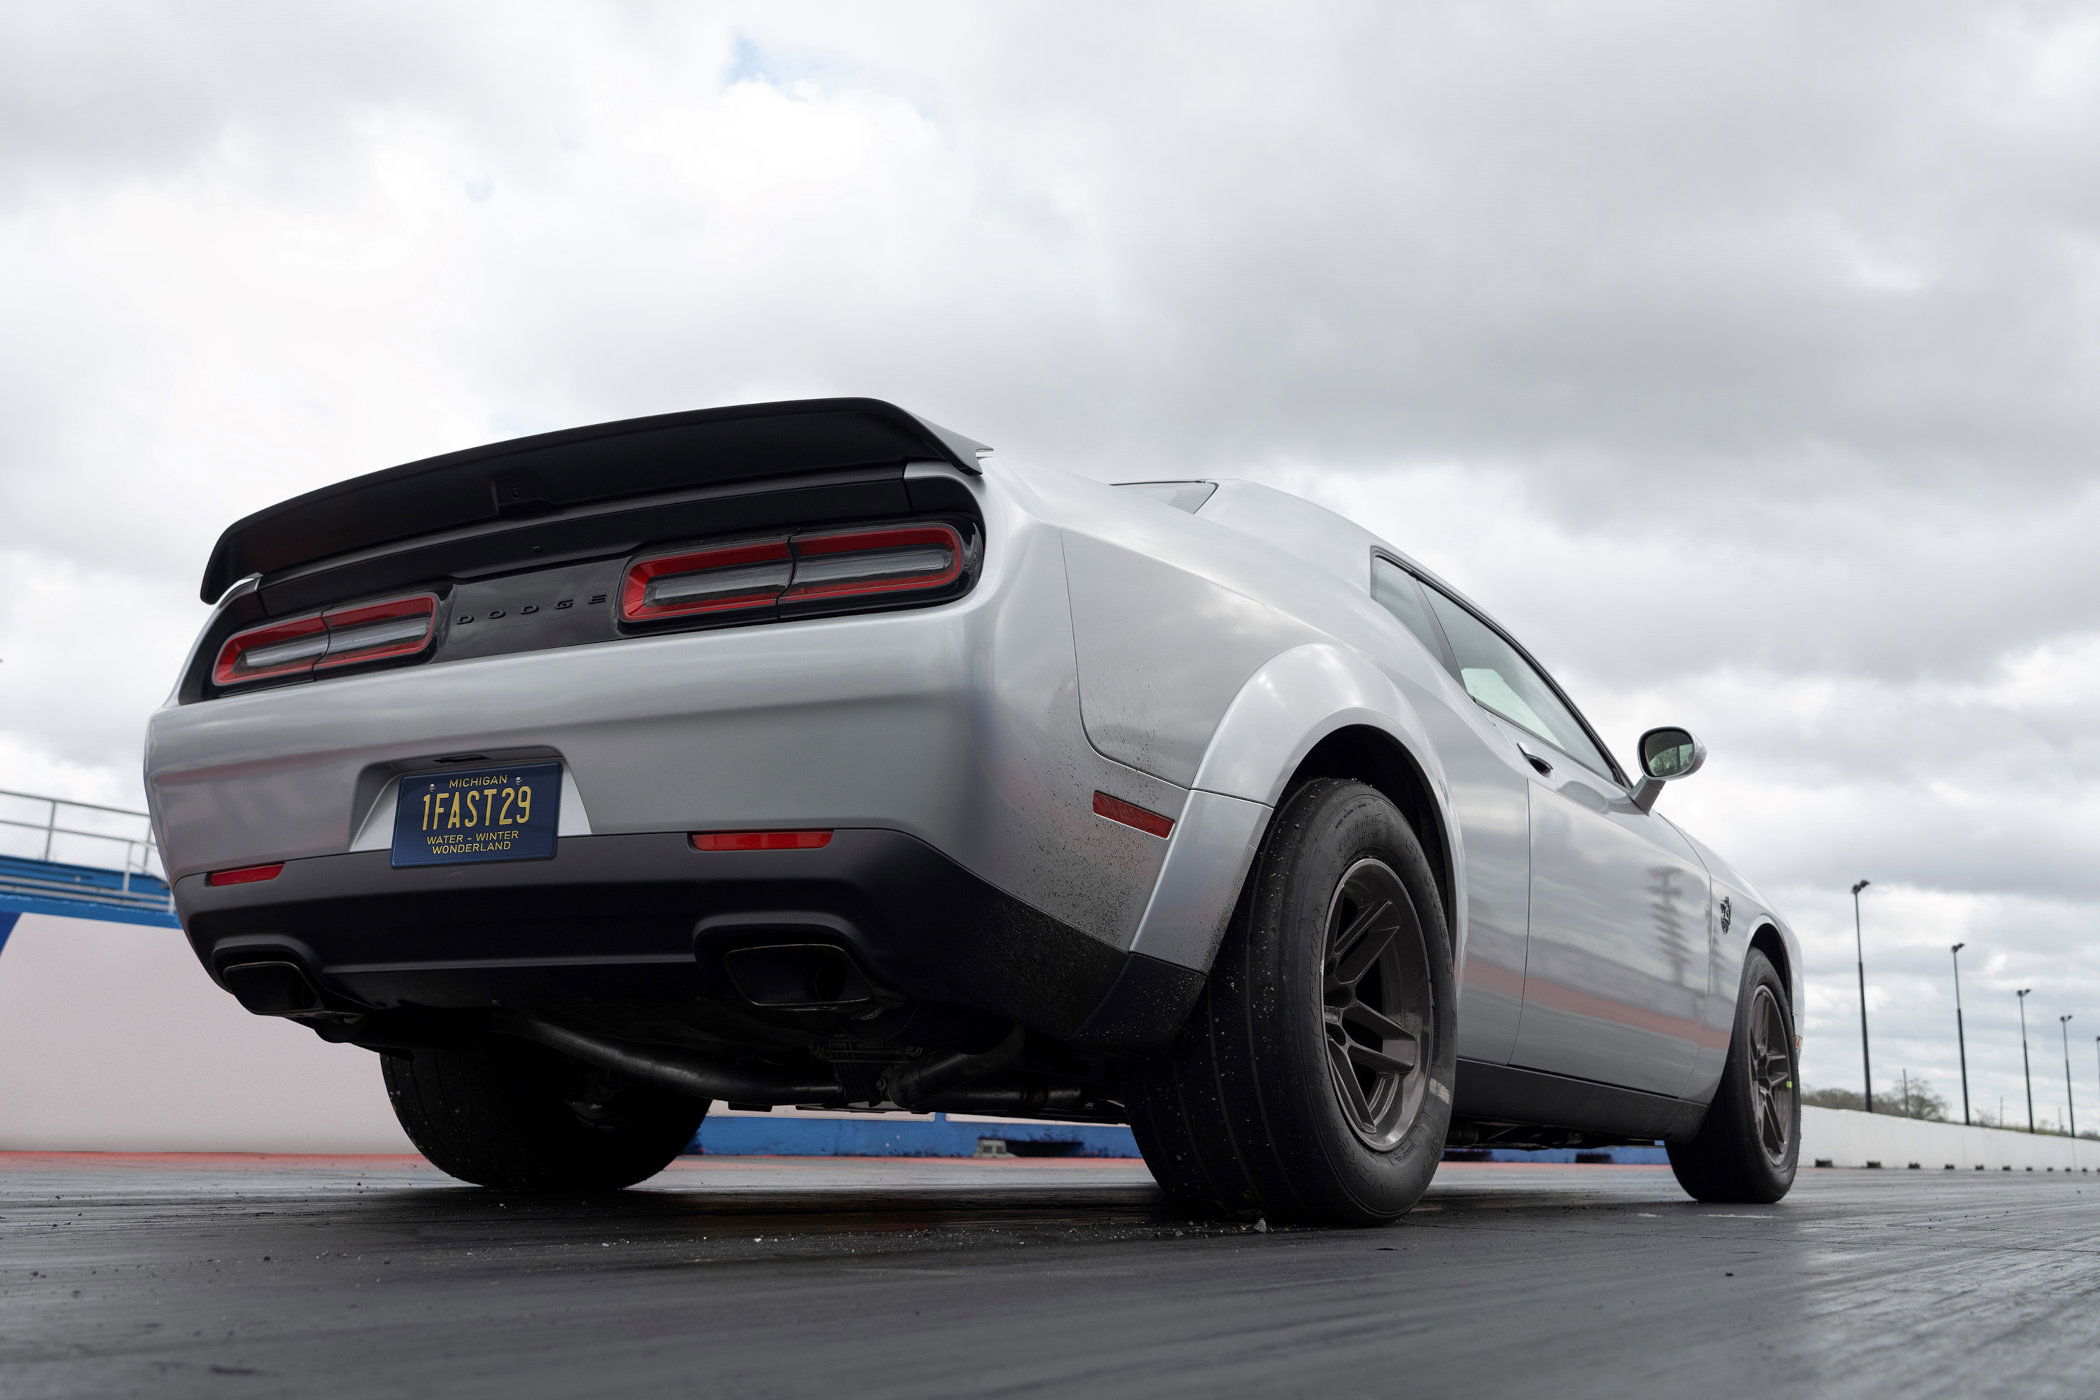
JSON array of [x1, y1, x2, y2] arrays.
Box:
[[1747, 984, 1794, 1166], [1323, 858, 1434, 1152]]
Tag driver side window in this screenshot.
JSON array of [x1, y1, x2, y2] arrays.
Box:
[[1419, 586, 1617, 779]]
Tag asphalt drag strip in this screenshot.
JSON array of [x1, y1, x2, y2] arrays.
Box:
[[2, 1154, 2096, 1399]]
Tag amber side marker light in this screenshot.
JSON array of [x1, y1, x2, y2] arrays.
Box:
[[690, 830, 834, 852], [1092, 791, 1174, 838], [206, 862, 285, 887]]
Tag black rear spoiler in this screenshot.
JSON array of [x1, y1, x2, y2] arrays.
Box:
[[199, 397, 988, 602]]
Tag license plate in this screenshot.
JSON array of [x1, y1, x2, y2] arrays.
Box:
[[391, 761, 563, 868]]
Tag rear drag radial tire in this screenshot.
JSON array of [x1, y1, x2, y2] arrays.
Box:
[[1667, 948, 1800, 1204], [1128, 779, 1457, 1227], [382, 1039, 706, 1192]]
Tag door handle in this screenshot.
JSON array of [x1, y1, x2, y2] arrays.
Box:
[[1517, 745, 1553, 777]]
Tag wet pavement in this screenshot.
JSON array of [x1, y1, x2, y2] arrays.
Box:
[[2, 1153, 2096, 1398]]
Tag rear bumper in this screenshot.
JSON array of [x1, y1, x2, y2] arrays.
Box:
[[174, 830, 1203, 1048]]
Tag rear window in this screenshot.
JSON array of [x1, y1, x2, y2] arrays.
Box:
[[1114, 481, 1217, 514]]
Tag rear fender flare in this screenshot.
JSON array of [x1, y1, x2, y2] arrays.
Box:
[[1128, 643, 1462, 974]]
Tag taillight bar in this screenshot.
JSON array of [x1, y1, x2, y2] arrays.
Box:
[[213, 593, 439, 688], [211, 615, 329, 687], [621, 522, 968, 626], [622, 540, 793, 622], [785, 525, 965, 601], [315, 594, 441, 671]]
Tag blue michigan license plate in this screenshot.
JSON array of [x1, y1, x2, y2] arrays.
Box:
[[391, 761, 563, 868]]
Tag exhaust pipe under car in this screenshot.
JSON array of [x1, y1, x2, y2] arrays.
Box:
[[491, 1012, 846, 1106], [493, 1011, 1049, 1115]]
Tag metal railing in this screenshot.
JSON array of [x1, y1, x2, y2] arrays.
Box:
[[0, 788, 170, 909]]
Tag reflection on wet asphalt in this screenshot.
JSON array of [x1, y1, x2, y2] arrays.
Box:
[[3, 1155, 2096, 1398]]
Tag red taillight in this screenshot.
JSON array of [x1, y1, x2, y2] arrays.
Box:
[[622, 540, 793, 622], [621, 522, 967, 626], [213, 593, 438, 688], [212, 615, 328, 687], [783, 524, 964, 602], [206, 862, 284, 887], [1092, 791, 1174, 838], [315, 593, 439, 671], [690, 830, 834, 852]]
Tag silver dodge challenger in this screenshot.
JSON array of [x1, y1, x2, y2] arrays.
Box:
[[144, 397, 1801, 1223]]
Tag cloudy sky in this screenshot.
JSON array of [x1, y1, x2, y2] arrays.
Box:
[[3, 1, 2097, 1125]]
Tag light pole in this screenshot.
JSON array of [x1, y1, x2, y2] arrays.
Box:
[[1853, 880, 1873, 1112], [2017, 989, 2035, 1133], [1951, 942, 1971, 1125], [2061, 1015, 2076, 1139]]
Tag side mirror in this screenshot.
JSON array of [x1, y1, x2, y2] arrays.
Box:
[[1630, 726, 1705, 813]]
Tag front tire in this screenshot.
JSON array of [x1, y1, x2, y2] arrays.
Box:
[[1128, 779, 1457, 1226], [383, 1039, 707, 1191], [1667, 947, 1799, 1203]]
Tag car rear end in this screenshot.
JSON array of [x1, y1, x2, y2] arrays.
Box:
[[145, 400, 1199, 1094]]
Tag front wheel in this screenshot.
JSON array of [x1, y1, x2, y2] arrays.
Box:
[[1667, 947, 1799, 1203], [1128, 779, 1457, 1226], [383, 1038, 707, 1191]]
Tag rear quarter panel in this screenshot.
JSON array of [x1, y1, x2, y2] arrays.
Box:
[[1027, 469, 1533, 1063]]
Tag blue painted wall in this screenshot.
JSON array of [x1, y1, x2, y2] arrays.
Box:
[[693, 1115, 1140, 1157], [687, 1114, 1669, 1163]]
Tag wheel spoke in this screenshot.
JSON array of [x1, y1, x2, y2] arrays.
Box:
[[1345, 1038, 1415, 1078], [1760, 1096, 1785, 1156], [1341, 1000, 1412, 1045], [1327, 1040, 1373, 1124], [1331, 900, 1398, 988], [1745, 987, 1793, 1159]]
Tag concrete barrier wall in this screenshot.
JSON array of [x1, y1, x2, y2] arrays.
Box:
[[0, 915, 414, 1152], [1801, 1105, 2092, 1172], [11, 916, 2093, 1172]]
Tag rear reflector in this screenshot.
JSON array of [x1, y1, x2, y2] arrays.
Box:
[[1092, 791, 1174, 838], [206, 862, 285, 887], [622, 522, 966, 626], [690, 830, 834, 852], [213, 592, 438, 688]]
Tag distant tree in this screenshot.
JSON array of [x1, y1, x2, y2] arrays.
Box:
[[1800, 1080, 1948, 1120]]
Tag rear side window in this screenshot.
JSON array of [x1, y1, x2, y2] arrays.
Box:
[[1370, 559, 1448, 662], [1420, 586, 1617, 779], [1114, 481, 1217, 513]]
